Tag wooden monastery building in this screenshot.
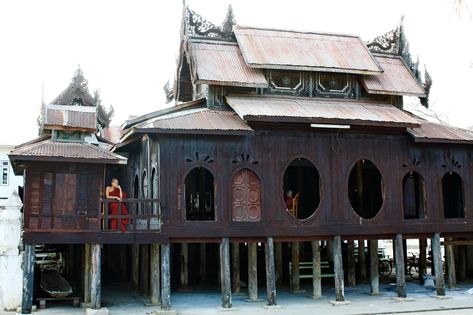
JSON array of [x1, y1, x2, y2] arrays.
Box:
[[9, 6, 473, 314]]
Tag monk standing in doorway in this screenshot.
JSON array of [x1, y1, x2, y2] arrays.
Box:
[[106, 178, 129, 232]]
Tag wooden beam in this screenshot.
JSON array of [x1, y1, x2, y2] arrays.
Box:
[[442, 240, 473, 246], [140, 244, 150, 296], [394, 234, 406, 298], [275, 242, 283, 286], [333, 236, 345, 302], [248, 242, 258, 300], [418, 239, 427, 284], [90, 244, 101, 309], [358, 239, 367, 282], [83, 244, 91, 304], [265, 237, 277, 306], [180, 243, 188, 289], [132, 244, 139, 291], [232, 242, 240, 294], [21, 244, 35, 314], [347, 240, 356, 287], [432, 233, 446, 296], [311, 240, 322, 299], [150, 243, 161, 305], [220, 237, 232, 308], [445, 237, 456, 289], [199, 243, 207, 283], [369, 240, 379, 295], [291, 241, 300, 291], [160, 243, 171, 310]]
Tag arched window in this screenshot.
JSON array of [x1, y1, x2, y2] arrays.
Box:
[[442, 172, 464, 218], [133, 174, 139, 198], [151, 167, 158, 214], [402, 172, 425, 219], [142, 170, 148, 198], [348, 160, 383, 219], [185, 167, 215, 221], [283, 158, 320, 220], [232, 169, 261, 222]]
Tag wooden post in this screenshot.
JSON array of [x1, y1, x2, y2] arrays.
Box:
[[248, 242, 258, 300], [458, 244, 467, 281], [291, 241, 300, 291], [90, 244, 101, 309], [150, 243, 161, 305], [199, 243, 207, 283], [161, 243, 171, 310], [311, 240, 322, 299], [432, 233, 446, 296], [265, 237, 277, 306], [347, 240, 356, 287], [418, 239, 427, 284], [220, 237, 232, 308], [140, 244, 150, 295], [327, 240, 333, 262], [394, 234, 406, 298], [180, 243, 189, 289], [445, 237, 456, 289], [369, 240, 379, 295], [21, 244, 35, 314], [132, 244, 140, 291], [232, 242, 240, 294], [275, 242, 283, 286], [84, 244, 91, 304], [120, 245, 128, 283], [358, 239, 367, 282], [333, 236, 345, 302]]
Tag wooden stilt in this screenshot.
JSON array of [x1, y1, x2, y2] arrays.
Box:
[[140, 244, 150, 296], [394, 234, 406, 298], [132, 244, 140, 291], [275, 242, 283, 286], [84, 244, 91, 304], [231, 242, 240, 294], [90, 244, 101, 309], [220, 237, 232, 308], [327, 240, 333, 262], [458, 244, 467, 281], [369, 240, 379, 295], [21, 244, 35, 314], [418, 239, 427, 284], [265, 237, 277, 306], [347, 240, 356, 287], [311, 240, 322, 298], [199, 243, 207, 283], [120, 245, 127, 283], [358, 239, 367, 282], [180, 243, 189, 289], [432, 233, 446, 296], [150, 243, 161, 305], [248, 242, 258, 300], [333, 236, 345, 302], [291, 241, 300, 291], [160, 243, 171, 310], [445, 237, 456, 289]]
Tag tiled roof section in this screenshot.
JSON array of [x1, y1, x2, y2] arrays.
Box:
[[234, 26, 383, 74], [101, 126, 124, 144], [9, 138, 126, 164], [408, 121, 473, 144], [226, 95, 420, 128], [134, 107, 253, 134], [361, 55, 426, 97], [43, 104, 97, 131], [189, 40, 268, 88]]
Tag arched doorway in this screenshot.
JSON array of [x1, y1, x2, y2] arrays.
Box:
[[231, 169, 261, 222], [402, 172, 425, 219], [442, 172, 464, 218], [185, 167, 215, 221]]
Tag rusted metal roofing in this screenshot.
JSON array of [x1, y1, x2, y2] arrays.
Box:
[[101, 126, 124, 144], [361, 55, 426, 97], [225, 95, 420, 128], [9, 138, 126, 164], [234, 26, 383, 74], [189, 40, 268, 88], [408, 121, 473, 144], [43, 104, 97, 131], [133, 107, 253, 135]]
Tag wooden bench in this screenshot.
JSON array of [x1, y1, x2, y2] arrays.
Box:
[[289, 261, 335, 280], [37, 296, 80, 309]]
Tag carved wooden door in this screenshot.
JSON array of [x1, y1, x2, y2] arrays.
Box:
[[232, 169, 261, 222]]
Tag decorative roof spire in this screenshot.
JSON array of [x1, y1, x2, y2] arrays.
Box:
[[50, 67, 95, 107], [184, 5, 236, 40]]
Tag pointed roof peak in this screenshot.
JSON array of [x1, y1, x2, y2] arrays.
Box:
[[51, 67, 94, 107]]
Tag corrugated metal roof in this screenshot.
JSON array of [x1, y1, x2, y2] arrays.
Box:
[[226, 95, 419, 128], [134, 107, 253, 134], [408, 121, 473, 144], [234, 26, 383, 74], [101, 126, 124, 144], [9, 138, 126, 164], [189, 40, 268, 88], [43, 104, 97, 131], [361, 55, 426, 97]]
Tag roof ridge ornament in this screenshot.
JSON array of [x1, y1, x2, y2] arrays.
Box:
[[185, 5, 235, 40]]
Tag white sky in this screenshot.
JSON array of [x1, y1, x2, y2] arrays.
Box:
[[0, 0, 472, 145]]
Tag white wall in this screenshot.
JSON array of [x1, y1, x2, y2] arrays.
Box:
[[0, 145, 23, 199]]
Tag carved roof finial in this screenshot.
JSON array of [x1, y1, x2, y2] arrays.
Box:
[[184, 6, 235, 40], [221, 5, 236, 34]]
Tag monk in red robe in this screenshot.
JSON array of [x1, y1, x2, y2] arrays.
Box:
[[285, 190, 294, 210], [106, 178, 129, 232]]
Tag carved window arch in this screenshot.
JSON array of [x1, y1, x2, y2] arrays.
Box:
[[402, 171, 425, 219], [142, 170, 148, 198], [231, 169, 261, 222], [442, 172, 464, 219], [185, 167, 215, 221]]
